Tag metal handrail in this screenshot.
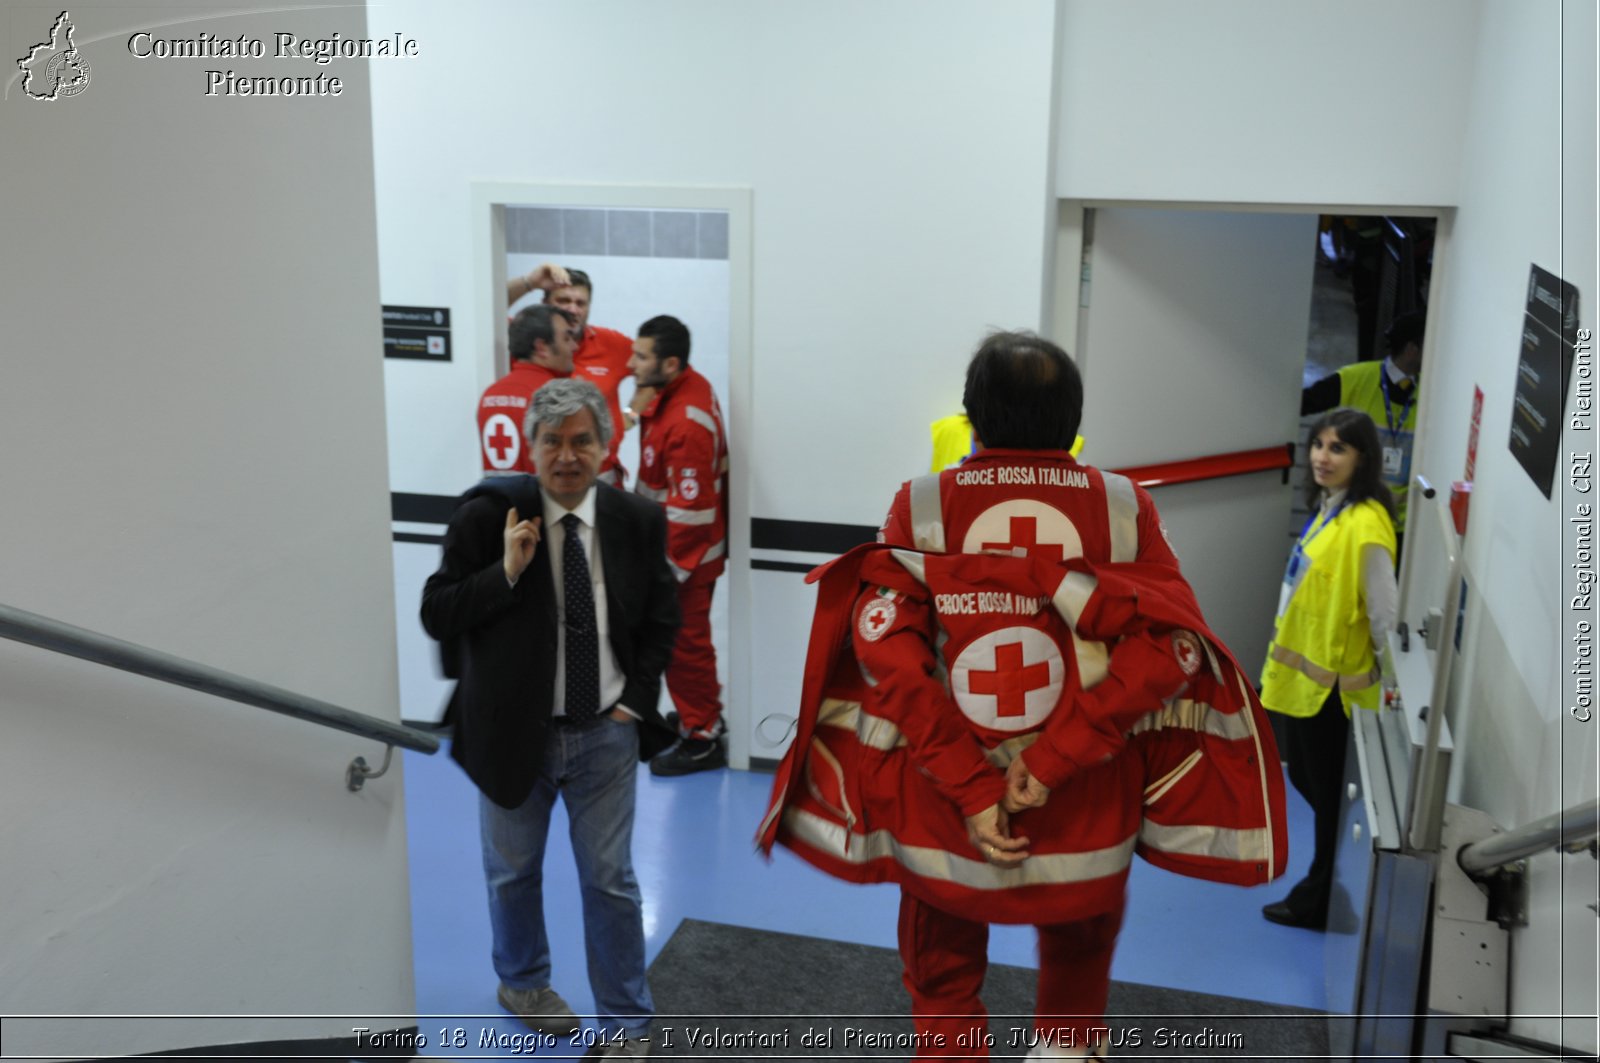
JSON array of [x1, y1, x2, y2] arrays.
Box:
[[0, 602, 439, 788], [1459, 798, 1600, 876]]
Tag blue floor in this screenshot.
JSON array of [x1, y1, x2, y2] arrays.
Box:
[[403, 745, 1325, 1053]]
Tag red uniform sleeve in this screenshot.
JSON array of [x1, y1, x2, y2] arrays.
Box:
[[659, 416, 726, 579], [1134, 484, 1182, 569], [878, 482, 914, 547], [851, 583, 1007, 817], [1020, 630, 1191, 790]]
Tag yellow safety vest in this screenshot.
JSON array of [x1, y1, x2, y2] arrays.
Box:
[[929, 413, 1083, 472], [1260, 498, 1396, 717], [1335, 361, 1417, 533]]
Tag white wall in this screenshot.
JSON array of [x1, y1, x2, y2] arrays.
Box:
[[371, 0, 1061, 759], [1412, 0, 1597, 1047], [0, 2, 414, 1056], [1053, 0, 1594, 1044], [1055, 0, 1482, 206]]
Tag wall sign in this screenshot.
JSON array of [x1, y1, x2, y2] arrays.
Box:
[[383, 305, 452, 361], [1509, 265, 1580, 497]]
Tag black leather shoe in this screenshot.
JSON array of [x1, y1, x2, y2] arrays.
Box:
[[1262, 900, 1325, 930]]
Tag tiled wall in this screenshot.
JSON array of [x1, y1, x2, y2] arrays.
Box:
[[506, 206, 729, 261]]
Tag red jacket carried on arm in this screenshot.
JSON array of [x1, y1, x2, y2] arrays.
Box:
[[759, 450, 1287, 926]]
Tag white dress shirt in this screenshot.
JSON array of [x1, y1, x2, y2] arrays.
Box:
[[540, 488, 628, 718]]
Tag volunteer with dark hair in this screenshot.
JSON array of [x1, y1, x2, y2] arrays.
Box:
[[508, 263, 652, 486], [478, 304, 579, 476], [628, 315, 731, 776], [763, 331, 1286, 1059], [1301, 311, 1424, 547], [1259, 407, 1398, 931]]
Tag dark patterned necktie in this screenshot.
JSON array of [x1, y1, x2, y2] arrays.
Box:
[[561, 513, 600, 721]]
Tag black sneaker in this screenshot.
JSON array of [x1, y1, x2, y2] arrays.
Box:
[[649, 736, 726, 776]]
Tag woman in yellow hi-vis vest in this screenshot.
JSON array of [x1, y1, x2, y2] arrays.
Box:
[[1259, 408, 1398, 931]]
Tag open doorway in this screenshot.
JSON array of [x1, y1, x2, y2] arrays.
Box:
[[471, 182, 755, 768]]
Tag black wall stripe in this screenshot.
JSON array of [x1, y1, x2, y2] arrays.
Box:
[[392, 491, 458, 524], [395, 531, 444, 545], [751, 560, 816, 574], [389, 494, 879, 555], [750, 517, 876, 554]]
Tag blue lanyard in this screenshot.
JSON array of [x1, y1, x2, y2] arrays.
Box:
[[1379, 370, 1416, 442], [1286, 498, 1347, 582]]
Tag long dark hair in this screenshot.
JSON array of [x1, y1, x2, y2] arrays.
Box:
[[1304, 407, 1396, 517]]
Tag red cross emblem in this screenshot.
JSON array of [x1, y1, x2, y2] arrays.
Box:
[[980, 516, 1065, 564], [857, 599, 897, 642], [482, 413, 521, 469], [967, 642, 1053, 717], [487, 423, 516, 461]]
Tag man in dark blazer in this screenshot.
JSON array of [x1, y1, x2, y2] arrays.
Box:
[[422, 378, 678, 1059]]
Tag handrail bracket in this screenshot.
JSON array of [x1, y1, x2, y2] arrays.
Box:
[[347, 745, 397, 792]]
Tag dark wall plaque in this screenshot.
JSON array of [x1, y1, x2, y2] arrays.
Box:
[[1509, 265, 1580, 497], [383, 305, 452, 362]]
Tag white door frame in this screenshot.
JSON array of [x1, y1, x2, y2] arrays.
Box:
[[471, 182, 755, 769]]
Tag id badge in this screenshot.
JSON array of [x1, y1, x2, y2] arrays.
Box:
[[1381, 431, 1414, 488]]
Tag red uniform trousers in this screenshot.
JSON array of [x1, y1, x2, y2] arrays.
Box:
[[899, 891, 1124, 1060], [667, 564, 723, 738]]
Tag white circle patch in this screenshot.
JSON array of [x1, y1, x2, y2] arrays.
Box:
[[1172, 630, 1203, 676], [950, 627, 1064, 732], [858, 599, 897, 642], [643, 445, 656, 468], [962, 501, 1083, 563], [482, 413, 522, 470], [681, 477, 700, 501]]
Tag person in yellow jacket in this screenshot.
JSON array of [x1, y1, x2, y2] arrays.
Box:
[[1259, 408, 1398, 931], [929, 412, 1083, 471], [1301, 311, 1423, 544]]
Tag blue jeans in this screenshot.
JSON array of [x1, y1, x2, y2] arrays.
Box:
[[479, 715, 653, 1039]]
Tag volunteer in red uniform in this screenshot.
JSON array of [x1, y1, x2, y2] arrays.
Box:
[[509, 264, 651, 485], [762, 331, 1286, 1059], [477, 304, 578, 476], [627, 315, 730, 776]]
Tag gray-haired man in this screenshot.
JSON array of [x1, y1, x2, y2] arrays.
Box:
[[423, 378, 679, 1058]]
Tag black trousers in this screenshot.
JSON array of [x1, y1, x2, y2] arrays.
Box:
[[1280, 688, 1349, 922]]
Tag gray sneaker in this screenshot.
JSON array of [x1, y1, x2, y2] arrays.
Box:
[[584, 1036, 651, 1058], [496, 983, 579, 1037]]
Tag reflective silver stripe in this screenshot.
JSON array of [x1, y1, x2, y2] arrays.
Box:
[[1139, 820, 1274, 863], [908, 474, 945, 553], [1268, 643, 1381, 692], [1143, 750, 1203, 804], [685, 404, 721, 456], [1050, 571, 1110, 689], [637, 484, 669, 502], [784, 807, 1138, 888], [1102, 472, 1139, 562], [1126, 695, 1256, 741], [1051, 570, 1098, 625], [668, 559, 691, 581], [702, 538, 726, 563], [981, 732, 1040, 769], [667, 506, 717, 525], [889, 549, 929, 587], [857, 709, 904, 751], [1073, 635, 1110, 690], [1237, 668, 1277, 880]]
